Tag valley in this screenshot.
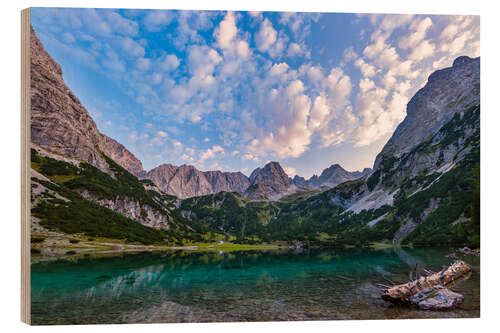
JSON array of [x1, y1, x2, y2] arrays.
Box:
[[29, 26, 480, 257]]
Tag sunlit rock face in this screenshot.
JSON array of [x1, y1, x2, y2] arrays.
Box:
[[246, 162, 297, 200], [146, 164, 251, 199], [374, 56, 480, 170]]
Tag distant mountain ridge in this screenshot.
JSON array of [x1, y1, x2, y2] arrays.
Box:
[[146, 164, 250, 199], [292, 165, 372, 189]]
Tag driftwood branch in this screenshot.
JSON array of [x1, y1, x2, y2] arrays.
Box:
[[382, 275, 396, 285], [381, 260, 472, 304]]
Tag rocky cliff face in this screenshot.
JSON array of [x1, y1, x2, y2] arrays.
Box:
[[146, 164, 251, 199], [246, 162, 296, 199], [374, 56, 479, 170], [204, 170, 251, 194], [321, 56, 480, 243], [101, 135, 145, 177], [79, 190, 170, 230], [30, 26, 144, 177]]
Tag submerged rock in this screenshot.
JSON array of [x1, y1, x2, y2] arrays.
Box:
[[410, 285, 464, 310], [446, 252, 458, 259]]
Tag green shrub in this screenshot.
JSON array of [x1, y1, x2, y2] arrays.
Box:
[[31, 237, 45, 243]]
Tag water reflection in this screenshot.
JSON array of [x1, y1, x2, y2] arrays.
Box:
[[31, 247, 480, 325]]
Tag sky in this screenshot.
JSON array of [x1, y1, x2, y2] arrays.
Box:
[[31, 8, 479, 178]]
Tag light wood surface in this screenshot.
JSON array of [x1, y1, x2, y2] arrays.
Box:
[[21, 7, 31, 325]]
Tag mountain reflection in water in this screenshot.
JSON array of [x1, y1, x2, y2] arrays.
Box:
[[31, 247, 480, 325]]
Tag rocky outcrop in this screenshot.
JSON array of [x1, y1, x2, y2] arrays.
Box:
[[146, 164, 251, 199], [78, 190, 170, 230], [246, 162, 296, 199], [410, 285, 464, 310], [374, 56, 479, 169], [204, 170, 251, 194], [101, 135, 145, 177], [30, 26, 144, 177], [292, 175, 308, 187]]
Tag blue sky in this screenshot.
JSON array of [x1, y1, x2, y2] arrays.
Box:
[[31, 8, 479, 178]]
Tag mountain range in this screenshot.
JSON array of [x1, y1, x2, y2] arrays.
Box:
[[30, 24, 369, 200], [29, 26, 480, 248]]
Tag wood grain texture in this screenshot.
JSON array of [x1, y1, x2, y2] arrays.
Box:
[[21, 7, 31, 325]]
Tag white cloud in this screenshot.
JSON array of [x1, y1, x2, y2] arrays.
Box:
[[36, 10, 480, 167], [143, 10, 173, 31], [287, 42, 310, 58], [118, 37, 145, 57], [199, 145, 225, 162], [137, 57, 151, 71], [102, 50, 125, 72], [342, 46, 358, 64], [242, 153, 256, 160], [102, 10, 138, 36], [255, 18, 277, 52], [161, 54, 180, 71], [355, 58, 377, 77], [399, 17, 432, 49], [173, 140, 183, 150], [283, 167, 297, 177], [215, 12, 237, 50], [408, 40, 435, 61], [156, 131, 168, 137], [359, 78, 375, 93], [62, 32, 76, 43]]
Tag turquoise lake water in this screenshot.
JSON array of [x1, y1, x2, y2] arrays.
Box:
[[30, 247, 480, 325]]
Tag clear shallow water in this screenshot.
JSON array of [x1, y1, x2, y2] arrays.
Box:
[[31, 247, 480, 325]]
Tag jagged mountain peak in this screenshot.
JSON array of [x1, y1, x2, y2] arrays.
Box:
[[249, 161, 290, 185], [146, 163, 250, 199], [292, 163, 370, 189], [246, 161, 296, 200], [453, 55, 475, 67]]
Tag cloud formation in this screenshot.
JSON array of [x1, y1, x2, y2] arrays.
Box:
[[31, 9, 480, 174]]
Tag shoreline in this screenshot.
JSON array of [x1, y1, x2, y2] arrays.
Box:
[[31, 231, 473, 263]]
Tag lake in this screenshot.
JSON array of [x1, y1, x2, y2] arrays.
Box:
[[30, 247, 480, 325]]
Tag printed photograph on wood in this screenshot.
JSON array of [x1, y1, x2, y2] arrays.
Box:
[[24, 7, 480, 325]]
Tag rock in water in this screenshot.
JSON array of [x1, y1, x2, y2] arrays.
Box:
[[410, 285, 464, 310]]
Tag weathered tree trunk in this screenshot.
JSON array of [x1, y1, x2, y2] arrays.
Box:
[[381, 260, 472, 304]]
